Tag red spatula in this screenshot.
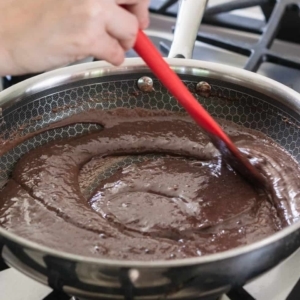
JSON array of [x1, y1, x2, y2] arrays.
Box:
[[134, 30, 266, 187]]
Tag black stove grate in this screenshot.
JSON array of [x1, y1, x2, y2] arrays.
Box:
[[287, 277, 300, 300], [0, 244, 8, 271], [35, 280, 300, 300], [150, 0, 300, 72], [1, 247, 299, 300], [42, 290, 70, 300]]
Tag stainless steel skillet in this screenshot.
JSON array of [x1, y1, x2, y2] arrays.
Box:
[[1, 1, 300, 299]]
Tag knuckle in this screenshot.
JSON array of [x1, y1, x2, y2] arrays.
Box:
[[128, 16, 139, 38], [93, 38, 123, 62], [115, 0, 135, 4], [119, 16, 138, 50], [139, 15, 150, 29], [140, 0, 150, 5], [108, 46, 124, 64], [82, 0, 102, 20], [117, 0, 149, 4], [121, 38, 135, 51], [110, 42, 122, 56]]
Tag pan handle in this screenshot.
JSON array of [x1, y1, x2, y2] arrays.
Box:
[[168, 0, 208, 59]]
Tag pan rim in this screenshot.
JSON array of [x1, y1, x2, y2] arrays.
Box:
[[1, 57, 300, 267]]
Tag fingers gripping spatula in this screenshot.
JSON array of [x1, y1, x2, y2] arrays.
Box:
[[134, 30, 266, 187]]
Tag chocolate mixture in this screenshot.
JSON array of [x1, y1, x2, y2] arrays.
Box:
[[1, 108, 300, 260]]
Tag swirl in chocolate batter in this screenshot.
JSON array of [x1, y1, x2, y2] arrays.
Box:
[[0, 108, 300, 260]]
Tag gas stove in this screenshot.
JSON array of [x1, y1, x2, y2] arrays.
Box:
[[2, 1, 300, 299]]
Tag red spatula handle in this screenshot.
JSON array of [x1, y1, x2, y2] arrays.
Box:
[[133, 30, 232, 146]]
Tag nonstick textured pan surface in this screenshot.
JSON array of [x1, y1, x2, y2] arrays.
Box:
[[1, 75, 300, 189]]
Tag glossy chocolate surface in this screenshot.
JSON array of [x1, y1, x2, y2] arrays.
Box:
[[1, 109, 300, 260]]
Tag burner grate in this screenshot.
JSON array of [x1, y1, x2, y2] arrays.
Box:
[[0, 244, 8, 272], [43, 290, 71, 300], [227, 287, 256, 300], [151, 0, 300, 72], [287, 277, 300, 300], [38, 279, 300, 300]]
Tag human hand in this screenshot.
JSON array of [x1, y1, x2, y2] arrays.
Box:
[[0, 0, 150, 76]]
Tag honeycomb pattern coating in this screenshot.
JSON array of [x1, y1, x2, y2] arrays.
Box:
[[0, 79, 299, 189]]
